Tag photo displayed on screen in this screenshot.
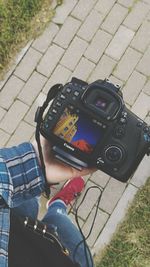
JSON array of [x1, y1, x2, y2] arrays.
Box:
[[53, 108, 103, 154]]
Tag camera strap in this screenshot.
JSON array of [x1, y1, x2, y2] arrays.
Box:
[[35, 84, 63, 198]]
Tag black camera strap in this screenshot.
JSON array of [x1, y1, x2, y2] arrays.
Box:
[[35, 84, 63, 198]]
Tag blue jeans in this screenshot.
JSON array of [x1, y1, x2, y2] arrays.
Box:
[[13, 198, 94, 267]]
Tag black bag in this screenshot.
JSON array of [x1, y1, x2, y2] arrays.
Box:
[[9, 212, 79, 267]]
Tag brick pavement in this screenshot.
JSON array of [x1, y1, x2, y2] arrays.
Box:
[[0, 0, 150, 261]]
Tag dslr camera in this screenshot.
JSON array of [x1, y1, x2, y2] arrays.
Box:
[[39, 78, 150, 182]]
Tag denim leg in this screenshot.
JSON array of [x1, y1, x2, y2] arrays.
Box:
[[42, 200, 94, 267], [12, 197, 39, 220]]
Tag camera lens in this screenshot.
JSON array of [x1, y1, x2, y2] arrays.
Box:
[[105, 145, 123, 162]]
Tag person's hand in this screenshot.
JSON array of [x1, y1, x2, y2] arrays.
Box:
[[32, 136, 96, 184]]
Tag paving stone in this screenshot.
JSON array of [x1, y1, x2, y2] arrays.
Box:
[[14, 48, 42, 81], [105, 25, 135, 61], [83, 174, 92, 184], [77, 9, 103, 42], [143, 0, 150, 4], [54, 16, 81, 49], [25, 93, 46, 126], [37, 44, 64, 77], [0, 100, 29, 134], [43, 65, 71, 94], [99, 178, 126, 214], [0, 42, 32, 92], [0, 75, 24, 109], [131, 92, 150, 119], [61, 36, 88, 71], [0, 80, 6, 92], [143, 79, 150, 96], [95, 0, 116, 16], [32, 23, 59, 53], [52, 0, 77, 24], [123, 1, 150, 31], [82, 208, 109, 247], [38, 196, 48, 220], [108, 75, 124, 88], [136, 45, 150, 76], [15, 40, 33, 65], [77, 180, 101, 220], [118, 0, 135, 8], [146, 10, 150, 21], [131, 20, 150, 53], [0, 107, 6, 121], [122, 71, 146, 106], [84, 30, 112, 63], [88, 55, 116, 82], [0, 129, 10, 147], [90, 170, 110, 189], [70, 57, 95, 81], [93, 184, 138, 255], [130, 155, 150, 188], [0, 75, 24, 110], [113, 47, 141, 81], [145, 115, 150, 124], [7, 121, 35, 147], [18, 71, 47, 105], [101, 4, 128, 35], [71, 0, 97, 21], [0, 67, 16, 91]]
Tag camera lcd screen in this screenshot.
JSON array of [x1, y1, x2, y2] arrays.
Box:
[[94, 97, 108, 111], [52, 108, 104, 154]]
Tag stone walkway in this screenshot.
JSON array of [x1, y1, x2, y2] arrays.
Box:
[[0, 0, 150, 261]]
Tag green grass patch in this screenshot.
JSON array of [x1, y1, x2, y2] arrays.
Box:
[[0, 0, 62, 77], [95, 178, 150, 267]]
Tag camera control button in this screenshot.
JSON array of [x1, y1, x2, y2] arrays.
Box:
[[68, 105, 74, 110], [143, 126, 149, 133], [52, 109, 57, 114], [97, 157, 105, 165], [114, 126, 125, 138], [122, 111, 127, 117], [66, 87, 72, 93], [56, 101, 62, 107], [74, 91, 80, 97], [48, 115, 53, 120], [44, 123, 49, 129], [137, 121, 143, 127], [97, 121, 102, 127], [119, 117, 127, 124], [105, 146, 123, 162], [60, 94, 66, 100]]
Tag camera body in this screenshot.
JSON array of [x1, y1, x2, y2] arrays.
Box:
[[40, 78, 150, 182]]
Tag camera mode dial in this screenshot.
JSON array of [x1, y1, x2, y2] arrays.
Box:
[[104, 145, 123, 163]]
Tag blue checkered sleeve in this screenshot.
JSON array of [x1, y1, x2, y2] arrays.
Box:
[[0, 142, 45, 208]]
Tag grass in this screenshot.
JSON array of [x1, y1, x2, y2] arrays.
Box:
[[95, 178, 150, 267], [0, 0, 62, 78]]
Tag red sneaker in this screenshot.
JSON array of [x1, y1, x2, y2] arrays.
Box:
[[47, 177, 85, 207]]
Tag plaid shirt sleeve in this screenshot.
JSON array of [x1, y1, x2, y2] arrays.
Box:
[[0, 142, 45, 208], [0, 142, 46, 267]]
